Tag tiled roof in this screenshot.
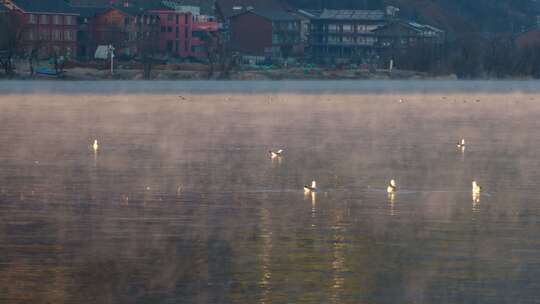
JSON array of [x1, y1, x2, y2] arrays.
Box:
[[216, 0, 291, 18], [71, 5, 108, 18], [249, 9, 298, 21], [318, 9, 385, 21], [10, 0, 79, 14]]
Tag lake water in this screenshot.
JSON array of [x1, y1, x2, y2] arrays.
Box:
[[1, 81, 540, 303]]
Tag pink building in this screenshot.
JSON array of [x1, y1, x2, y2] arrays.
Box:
[[148, 8, 193, 58]]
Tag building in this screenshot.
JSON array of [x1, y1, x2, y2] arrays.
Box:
[[147, 7, 193, 58], [191, 18, 218, 58], [72, 5, 107, 60], [3, 0, 79, 58], [307, 9, 387, 62], [229, 9, 301, 58], [93, 4, 160, 57], [374, 20, 445, 49], [516, 28, 540, 49], [215, 0, 290, 21]]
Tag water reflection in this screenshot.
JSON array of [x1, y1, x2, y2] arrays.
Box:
[[472, 192, 480, 212], [388, 192, 396, 216], [258, 207, 272, 304]]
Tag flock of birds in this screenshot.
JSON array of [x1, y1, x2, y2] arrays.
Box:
[[91, 136, 482, 199], [268, 138, 482, 198]]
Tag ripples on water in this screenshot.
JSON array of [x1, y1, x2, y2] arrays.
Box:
[[0, 81, 540, 303]]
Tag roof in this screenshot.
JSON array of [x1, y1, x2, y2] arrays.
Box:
[[374, 20, 444, 34], [162, 0, 215, 15], [9, 0, 79, 14], [407, 21, 444, 33], [71, 6, 108, 18], [216, 0, 291, 19], [110, 4, 159, 16], [317, 9, 385, 21], [234, 9, 298, 21]]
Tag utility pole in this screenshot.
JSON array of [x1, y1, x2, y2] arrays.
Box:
[[108, 44, 115, 75]]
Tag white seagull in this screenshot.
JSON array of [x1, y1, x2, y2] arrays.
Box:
[[269, 149, 283, 158], [304, 181, 317, 193], [472, 181, 481, 194], [387, 179, 397, 193]]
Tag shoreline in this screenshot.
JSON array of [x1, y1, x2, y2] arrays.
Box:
[[1, 79, 540, 95]]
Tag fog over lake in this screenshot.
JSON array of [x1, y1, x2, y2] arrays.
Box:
[[0, 81, 539, 303]]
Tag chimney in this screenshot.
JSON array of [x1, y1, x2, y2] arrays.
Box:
[[123, 0, 129, 7]]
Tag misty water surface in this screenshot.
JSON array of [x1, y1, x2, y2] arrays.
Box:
[[0, 81, 539, 303]]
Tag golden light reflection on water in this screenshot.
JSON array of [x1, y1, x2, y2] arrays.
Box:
[[259, 207, 272, 304], [330, 215, 348, 304], [472, 192, 480, 213], [388, 193, 396, 216]]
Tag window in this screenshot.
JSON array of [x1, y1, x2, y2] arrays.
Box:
[[185, 27, 189, 39], [328, 24, 338, 33], [40, 29, 49, 40], [65, 46, 72, 57], [124, 17, 130, 26], [167, 26, 172, 32], [39, 15, 48, 24], [168, 14, 173, 21], [65, 15, 73, 25], [161, 26, 166, 32], [27, 30, 35, 40], [342, 35, 353, 43], [185, 15, 188, 25], [166, 40, 173, 52], [343, 24, 352, 33], [175, 27, 179, 38], [175, 40, 179, 52], [176, 15, 179, 24], [356, 24, 366, 32], [64, 30, 73, 41], [53, 15, 61, 25], [28, 14, 37, 24], [52, 29, 61, 40]]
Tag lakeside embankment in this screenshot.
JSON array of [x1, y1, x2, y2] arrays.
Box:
[[1, 60, 457, 81]]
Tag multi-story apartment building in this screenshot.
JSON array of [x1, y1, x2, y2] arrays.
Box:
[[3, 0, 79, 58], [148, 7, 193, 58], [229, 9, 301, 58], [93, 4, 160, 57], [306, 9, 387, 62]]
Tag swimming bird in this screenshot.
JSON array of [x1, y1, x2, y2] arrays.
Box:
[[387, 179, 397, 193], [269, 149, 283, 158], [304, 181, 317, 193], [457, 139, 465, 148], [92, 139, 99, 152], [472, 181, 481, 194]]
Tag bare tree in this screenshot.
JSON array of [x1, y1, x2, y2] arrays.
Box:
[[135, 19, 159, 80], [0, 10, 25, 76]]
